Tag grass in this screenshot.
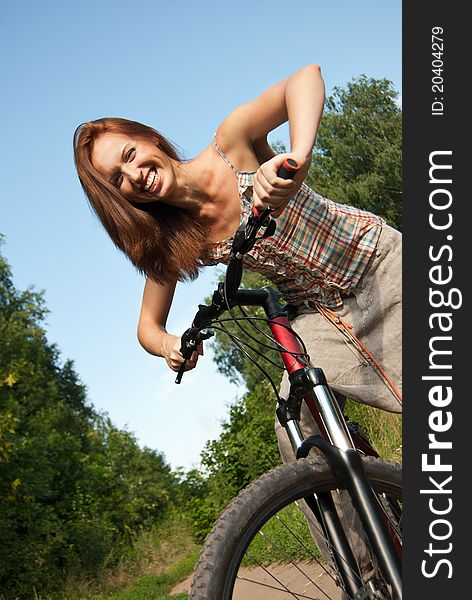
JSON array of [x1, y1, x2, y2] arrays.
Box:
[[97, 552, 197, 600], [345, 399, 402, 462], [243, 502, 322, 567], [51, 512, 200, 600], [0, 555, 196, 600]]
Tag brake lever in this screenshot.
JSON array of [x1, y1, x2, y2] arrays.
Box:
[[175, 328, 215, 384], [231, 207, 275, 258]]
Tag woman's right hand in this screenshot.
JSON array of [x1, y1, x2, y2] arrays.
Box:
[[252, 153, 310, 217], [162, 334, 201, 372]]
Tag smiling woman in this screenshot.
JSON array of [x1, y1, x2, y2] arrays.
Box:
[[73, 64, 402, 409], [73, 118, 210, 283]]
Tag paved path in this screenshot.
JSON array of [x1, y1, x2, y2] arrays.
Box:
[[171, 560, 343, 599]]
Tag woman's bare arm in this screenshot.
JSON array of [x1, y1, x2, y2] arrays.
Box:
[[220, 64, 325, 159], [217, 65, 325, 215], [137, 277, 198, 372]]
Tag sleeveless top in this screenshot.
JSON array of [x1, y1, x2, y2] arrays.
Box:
[[202, 138, 384, 309]]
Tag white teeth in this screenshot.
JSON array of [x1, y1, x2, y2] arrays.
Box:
[[144, 169, 158, 192]]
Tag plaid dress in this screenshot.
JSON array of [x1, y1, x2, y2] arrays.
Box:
[[204, 138, 384, 309]]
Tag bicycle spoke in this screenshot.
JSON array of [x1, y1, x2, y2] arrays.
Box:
[[293, 497, 365, 592], [236, 576, 327, 599], [256, 529, 334, 600], [239, 556, 331, 600], [275, 513, 337, 581], [378, 493, 402, 539]]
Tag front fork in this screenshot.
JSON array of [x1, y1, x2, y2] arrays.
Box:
[[277, 366, 402, 600], [278, 367, 356, 452]]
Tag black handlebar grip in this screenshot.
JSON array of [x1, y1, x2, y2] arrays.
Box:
[[277, 158, 300, 180], [175, 336, 189, 383], [175, 362, 186, 384]]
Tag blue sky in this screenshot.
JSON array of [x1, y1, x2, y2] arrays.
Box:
[[0, 0, 401, 470]]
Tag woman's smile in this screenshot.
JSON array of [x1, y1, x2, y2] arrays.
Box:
[[144, 168, 161, 193]]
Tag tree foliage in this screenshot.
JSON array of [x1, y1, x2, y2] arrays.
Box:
[[306, 75, 402, 229], [179, 381, 281, 542], [0, 241, 177, 599]]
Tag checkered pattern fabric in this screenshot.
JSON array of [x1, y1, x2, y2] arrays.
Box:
[[204, 139, 384, 308]]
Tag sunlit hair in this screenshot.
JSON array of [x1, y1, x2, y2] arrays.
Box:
[[73, 117, 209, 284]]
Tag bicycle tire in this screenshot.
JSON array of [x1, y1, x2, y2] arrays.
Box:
[[190, 455, 402, 600]]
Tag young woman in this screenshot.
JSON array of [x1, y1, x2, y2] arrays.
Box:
[[73, 65, 402, 465]]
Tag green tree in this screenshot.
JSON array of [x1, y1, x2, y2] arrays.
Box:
[[0, 239, 178, 598], [306, 75, 402, 229], [181, 381, 281, 542]]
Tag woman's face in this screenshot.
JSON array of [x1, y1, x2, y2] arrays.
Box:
[[91, 132, 173, 203]]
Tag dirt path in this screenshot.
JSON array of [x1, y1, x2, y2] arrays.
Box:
[[171, 560, 343, 599]]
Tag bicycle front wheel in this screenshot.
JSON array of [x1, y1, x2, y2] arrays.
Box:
[[190, 455, 402, 600]]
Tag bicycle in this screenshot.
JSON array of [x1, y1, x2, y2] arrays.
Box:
[[175, 159, 402, 600]]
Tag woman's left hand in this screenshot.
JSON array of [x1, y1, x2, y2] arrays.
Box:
[[252, 153, 311, 217]]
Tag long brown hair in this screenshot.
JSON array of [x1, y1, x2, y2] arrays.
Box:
[[73, 118, 209, 283]]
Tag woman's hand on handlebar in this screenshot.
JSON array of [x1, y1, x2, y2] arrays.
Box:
[[162, 334, 202, 372], [252, 153, 310, 217]]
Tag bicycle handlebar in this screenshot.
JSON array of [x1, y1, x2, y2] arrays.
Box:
[[175, 158, 300, 384]]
